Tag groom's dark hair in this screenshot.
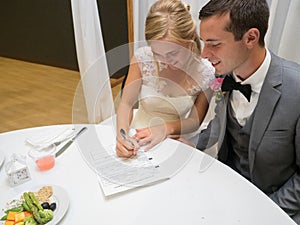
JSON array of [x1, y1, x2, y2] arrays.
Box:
[[199, 0, 269, 47]]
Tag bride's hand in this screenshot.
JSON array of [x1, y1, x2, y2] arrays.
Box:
[[134, 125, 167, 151], [116, 134, 140, 158]]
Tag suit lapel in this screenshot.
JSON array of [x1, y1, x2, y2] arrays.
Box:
[[249, 53, 283, 173]]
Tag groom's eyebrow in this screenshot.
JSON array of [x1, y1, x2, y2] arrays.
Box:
[[201, 38, 221, 42]]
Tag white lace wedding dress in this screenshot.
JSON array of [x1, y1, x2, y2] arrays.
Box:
[[130, 46, 214, 139]]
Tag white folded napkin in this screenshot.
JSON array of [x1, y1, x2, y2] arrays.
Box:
[[25, 127, 76, 148]]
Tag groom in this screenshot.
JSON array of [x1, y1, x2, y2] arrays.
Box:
[[196, 0, 300, 223]]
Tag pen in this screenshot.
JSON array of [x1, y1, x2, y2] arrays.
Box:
[[120, 128, 135, 148]]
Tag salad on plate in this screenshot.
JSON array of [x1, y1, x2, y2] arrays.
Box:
[[1, 186, 57, 225]]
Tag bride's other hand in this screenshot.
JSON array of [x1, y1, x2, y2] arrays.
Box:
[[135, 125, 167, 151], [116, 135, 140, 158]]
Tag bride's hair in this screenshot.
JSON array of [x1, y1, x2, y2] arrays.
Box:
[[145, 0, 201, 57]]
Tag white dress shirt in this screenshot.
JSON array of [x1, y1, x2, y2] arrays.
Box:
[[230, 49, 271, 126]]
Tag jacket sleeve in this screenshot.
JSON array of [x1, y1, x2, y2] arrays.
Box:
[[196, 116, 220, 151], [196, 96, 227, 152], [269, 116, 300, 216]]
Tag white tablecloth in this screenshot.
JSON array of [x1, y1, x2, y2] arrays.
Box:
[[0, 124, 296, 225]]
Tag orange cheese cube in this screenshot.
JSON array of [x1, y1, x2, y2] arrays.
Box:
[[14, 212, 25, 223], [7, 211, 18, 221], [4, 220, 14, 225], [15, 222, 24, 225]]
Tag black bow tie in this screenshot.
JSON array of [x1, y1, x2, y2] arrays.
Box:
[[221, 75, 252, 102]]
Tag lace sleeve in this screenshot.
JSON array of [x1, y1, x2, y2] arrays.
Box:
[[187, 58, 215, 95], [134, 46, 168, 93], [135, 46, 156, 78]]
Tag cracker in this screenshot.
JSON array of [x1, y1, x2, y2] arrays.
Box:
[[35, 186, 53, 203]]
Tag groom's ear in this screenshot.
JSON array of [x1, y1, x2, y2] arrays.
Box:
[[243, 28, 260, 49]]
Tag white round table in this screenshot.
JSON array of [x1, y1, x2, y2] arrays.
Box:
[[0, 124, 296, 225]]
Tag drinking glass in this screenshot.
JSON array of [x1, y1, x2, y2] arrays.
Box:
[[28, 144, 56, 171]]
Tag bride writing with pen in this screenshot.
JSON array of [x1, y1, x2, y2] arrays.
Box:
[[116, 0, 214, 158]]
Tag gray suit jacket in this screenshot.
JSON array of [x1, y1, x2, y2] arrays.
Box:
[[197, 52, 300, 218]]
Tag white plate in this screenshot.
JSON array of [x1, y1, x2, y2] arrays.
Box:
[[47, 185, 70, 225], [0, 185, 69, 225]]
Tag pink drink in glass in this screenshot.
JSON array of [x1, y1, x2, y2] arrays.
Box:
[[35, 155, 55, 171]]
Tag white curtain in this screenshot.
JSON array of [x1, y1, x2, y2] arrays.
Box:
[[71, 0, 115, 123], [267, 0, 300, 63], [133, 0, 300, 63]]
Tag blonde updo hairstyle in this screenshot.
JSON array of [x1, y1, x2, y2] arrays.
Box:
[[145, 0, 201, 58]]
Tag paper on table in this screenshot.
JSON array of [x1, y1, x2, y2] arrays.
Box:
[[78, 124, 194, 196], [90, 144, 162, 196], [97, 143, 193, 196]]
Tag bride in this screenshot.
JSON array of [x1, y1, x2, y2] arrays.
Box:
[[116, 0, 214, 158]]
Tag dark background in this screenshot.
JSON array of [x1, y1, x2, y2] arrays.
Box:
[[0, 0, 129, 75]]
